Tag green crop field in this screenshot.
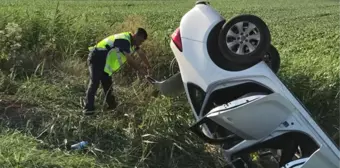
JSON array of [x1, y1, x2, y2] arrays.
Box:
[[0, 0, 339, 167]]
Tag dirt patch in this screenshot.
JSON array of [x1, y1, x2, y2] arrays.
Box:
[[0, 99, 36, 126]]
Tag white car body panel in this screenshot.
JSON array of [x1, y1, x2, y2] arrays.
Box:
[[281, 148, 339, 168], [180, 4, 224, 42], [299, 148, 338, 168], [207, 93, 295, 140], [169, 1, 340, 167]]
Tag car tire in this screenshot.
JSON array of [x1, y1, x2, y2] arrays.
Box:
[[264, 44, 280, 74], [218, 14, 271, 65], [169, 57, 179, 76]]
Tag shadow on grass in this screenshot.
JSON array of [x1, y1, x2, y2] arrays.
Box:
[[0, 99, 37, 129], [0, 99, 130, 158], [0, 98, 222, 167], [139, 136, 224, 168]]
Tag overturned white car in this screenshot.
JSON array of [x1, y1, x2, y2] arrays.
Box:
[[148, 1, 339, 168]]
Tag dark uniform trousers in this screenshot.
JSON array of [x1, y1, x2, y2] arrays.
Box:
[[84, 50, 117, 111]]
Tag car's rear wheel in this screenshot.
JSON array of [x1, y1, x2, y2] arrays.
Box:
[[169, 57, 179, 76], [218, 14, 271, 65], [264, 44, 281, 74]]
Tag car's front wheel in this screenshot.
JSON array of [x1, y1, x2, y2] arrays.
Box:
[[218, 14, 271, 65]]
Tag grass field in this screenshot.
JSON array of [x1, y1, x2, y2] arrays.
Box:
[[0, 0, 339, 167]]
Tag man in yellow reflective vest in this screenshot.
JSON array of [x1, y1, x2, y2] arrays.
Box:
[[83, 28, 151, 115]]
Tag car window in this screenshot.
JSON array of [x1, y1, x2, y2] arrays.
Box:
[[187, 83, 206, 116]]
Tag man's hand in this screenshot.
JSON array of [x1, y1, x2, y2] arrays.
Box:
[[123, 51, 149, 77], [139, 67, 147, 77], [124, 51, 141, 71], [146, 67, 152, 75], [136, 49, 151, 69]]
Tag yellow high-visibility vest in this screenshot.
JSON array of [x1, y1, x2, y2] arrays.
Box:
[[88, 32, 136, 76]]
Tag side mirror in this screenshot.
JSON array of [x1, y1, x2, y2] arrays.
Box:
[[146, 73, 184, 97]]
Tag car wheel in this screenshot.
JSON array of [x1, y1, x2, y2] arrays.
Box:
[[218, 14, 271, 65], [169, 57, 180, 75], [264, 44, 280, 74]]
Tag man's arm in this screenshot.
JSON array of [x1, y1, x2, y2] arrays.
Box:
[[136, 48, 151, 69], [124, 51, 146, 75], [113, 39, 146, 75]]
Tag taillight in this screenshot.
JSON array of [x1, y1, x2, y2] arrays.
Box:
[[171, 27, 183, 52]]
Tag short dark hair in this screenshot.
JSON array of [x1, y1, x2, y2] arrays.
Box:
[[135, 27, 147, 40]]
